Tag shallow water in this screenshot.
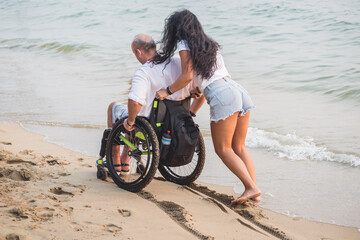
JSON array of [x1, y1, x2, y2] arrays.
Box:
[[1, 0, 360, 228]]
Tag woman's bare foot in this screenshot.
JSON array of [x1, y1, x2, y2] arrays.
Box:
[[231, 188, 261, 205], [251, 196, 261, 202]]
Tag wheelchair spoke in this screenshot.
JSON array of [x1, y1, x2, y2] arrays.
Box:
[[113, 132, 123, 145], [105, 117, 159, 192], [158, 132, 205, 185]]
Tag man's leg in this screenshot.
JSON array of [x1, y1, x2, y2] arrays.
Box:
[[110, 102, 131, 172], [107, 102, 118, 128], [108, 102, 121, 171]]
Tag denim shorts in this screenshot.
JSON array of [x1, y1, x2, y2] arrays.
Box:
[[112, 103, 128, 124], [203, 77, 255, 122]]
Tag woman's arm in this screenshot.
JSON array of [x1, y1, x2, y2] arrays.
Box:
[[190, 95, 205, 115], [155, 50, 194, 100]]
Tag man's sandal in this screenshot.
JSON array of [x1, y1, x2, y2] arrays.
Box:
[[113, 164, 122, 172], [121, 163, 130, 173]]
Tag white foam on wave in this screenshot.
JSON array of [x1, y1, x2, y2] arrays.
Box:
[[246, 128, 360, 167]]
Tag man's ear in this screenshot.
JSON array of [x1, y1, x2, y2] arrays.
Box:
[[136, 48, 142, 57]]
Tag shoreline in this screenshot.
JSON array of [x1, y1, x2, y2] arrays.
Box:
[[0, 122, 359, 239], [19, 121, 360, 229]]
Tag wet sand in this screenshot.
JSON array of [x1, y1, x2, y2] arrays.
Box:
[[0, 122, 359, 240]]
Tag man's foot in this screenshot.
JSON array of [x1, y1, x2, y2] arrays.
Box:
[[231, 188, 261, 205], [120, 145, 130, 173], [121, 163, 130, 173]]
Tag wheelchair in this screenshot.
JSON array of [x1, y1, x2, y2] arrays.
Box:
[[96, 98, 205, 192]]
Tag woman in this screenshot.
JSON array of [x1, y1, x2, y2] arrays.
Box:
[[155, 9, 261, 204]]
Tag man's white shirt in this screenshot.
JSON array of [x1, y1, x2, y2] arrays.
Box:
[[128, 57, 196, 118]]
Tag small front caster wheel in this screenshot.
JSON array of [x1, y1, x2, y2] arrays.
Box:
[[97, 165, 108, 180]]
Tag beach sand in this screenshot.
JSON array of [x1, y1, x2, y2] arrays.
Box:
[[0, 122, 358, 240]]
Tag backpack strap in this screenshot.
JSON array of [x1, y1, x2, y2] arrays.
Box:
[[149, 98, 167, 138]]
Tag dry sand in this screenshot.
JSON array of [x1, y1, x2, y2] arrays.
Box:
[[0, 122, 359, 240]]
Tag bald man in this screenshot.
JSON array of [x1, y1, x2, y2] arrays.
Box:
[[105, 34, 200, 172]]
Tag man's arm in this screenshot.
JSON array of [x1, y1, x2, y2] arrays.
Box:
[[125, 68, 148, 131], [127, 99, 142, 125], [124, 99, 142, 131]]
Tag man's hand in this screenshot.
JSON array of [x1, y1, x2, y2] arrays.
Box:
[[190, 87, 202, 99], [155, 89, 169, 100], [123, 118, 135, 132]]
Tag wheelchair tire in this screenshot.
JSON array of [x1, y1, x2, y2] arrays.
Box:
[[158, 132, 205, 185], [106, 117, 159, 192]]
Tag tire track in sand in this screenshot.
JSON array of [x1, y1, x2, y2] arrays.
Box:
[[183, 186, 268, 237], [137, 190, 214, 240], [187, 183, 292, 240]]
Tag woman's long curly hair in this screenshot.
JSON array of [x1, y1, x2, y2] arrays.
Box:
[[153, 9, 220, 80]]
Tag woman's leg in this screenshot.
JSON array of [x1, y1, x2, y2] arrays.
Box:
[[211, 112, 261, 204], [232, 111, 260, 202]]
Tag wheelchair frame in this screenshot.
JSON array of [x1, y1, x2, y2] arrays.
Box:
[[96, 115, 205, 192]]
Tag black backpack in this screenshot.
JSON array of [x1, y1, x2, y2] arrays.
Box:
[[149, 98, 199, 167]]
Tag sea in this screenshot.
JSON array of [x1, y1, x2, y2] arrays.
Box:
[[0, 0, 359, 229]]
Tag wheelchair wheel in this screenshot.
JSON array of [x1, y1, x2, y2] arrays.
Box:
[[158, 132, 205, 185], [96, 165, 108, 180], [106, 117, 159, 192]]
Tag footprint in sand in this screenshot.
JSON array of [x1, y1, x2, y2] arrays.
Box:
[[118, 209, 131, 217], [104, 223, 122, 233], [70, 222, 83, 232], [8, 207, 28, 219], [46, 159, 59, 166], [58, 172, 71, 177], [5, 233, 22, 240], [19, 149, 34, 155], [0, 141, 12, 145], [37, 210, 54, 221], [27, 199, 37, 207], [63, 183, 86, 193], [81, 163, 93, 168], [43, 155, 65, 166], [49, 187, 74, 196], [0, 168, 33, 181], [0, 150, 12, 160], [6, 158, 36, 166]]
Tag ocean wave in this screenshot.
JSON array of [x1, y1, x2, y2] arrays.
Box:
[[296, 84, 360, 102], [0, 38, 93, 54], [246, 128, 360, 167], [20, 120, 104, 129]]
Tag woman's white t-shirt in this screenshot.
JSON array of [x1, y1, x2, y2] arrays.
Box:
[[177, 40, 230, 92]]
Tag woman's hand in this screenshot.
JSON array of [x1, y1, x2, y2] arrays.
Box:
[[155, 89, 169, 100], [123, 118, 135, 132], [190, 87, 202, 99]]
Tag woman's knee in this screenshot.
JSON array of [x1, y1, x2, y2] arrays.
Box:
[[232, 144, 246, 155], [214, 145, 232, 158]]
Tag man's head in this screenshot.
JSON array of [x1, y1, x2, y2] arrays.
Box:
[[131, 34, 156, 64]]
